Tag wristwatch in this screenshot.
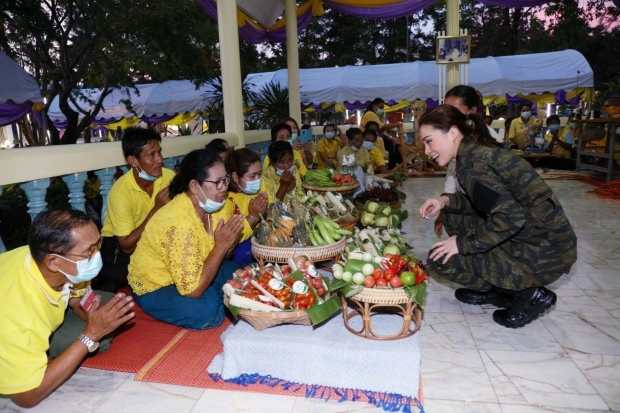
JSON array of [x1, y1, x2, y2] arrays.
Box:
[[78, 333, 99, 353]]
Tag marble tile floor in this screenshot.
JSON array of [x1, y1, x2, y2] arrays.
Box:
[[2, 179, 620, 413]]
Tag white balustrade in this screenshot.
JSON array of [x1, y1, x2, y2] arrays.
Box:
[[19, 178, 51, 222], [62, 173, 88, 212], [95, 167, 116, 225]]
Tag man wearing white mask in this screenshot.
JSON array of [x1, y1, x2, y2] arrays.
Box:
[[98, 127, 175, 292], [0, 209, 135, 408], [508, 104, 542, 149]]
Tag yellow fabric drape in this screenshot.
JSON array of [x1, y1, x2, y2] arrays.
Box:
[[163, 111, 201, 126], [384, 100, 411, 113], [102, 117, 140, 130]]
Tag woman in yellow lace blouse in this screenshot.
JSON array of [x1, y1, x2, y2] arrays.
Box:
[[128, 149, 251, 329], [260, 141, 304, 203], [225, 148, 268, 264]]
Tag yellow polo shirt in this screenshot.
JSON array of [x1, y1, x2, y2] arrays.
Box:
[[262, 149, 307, 176], [337, 146, 371, 169], [0, 247, 67, 394], [369, 146, 386, 168], [128, 193, 252, 296], [227, 191, 256, 242], [101, 168, 175, 237], [544, 128, 572, 158], [508, 117, 542, 147], [260, 164, 304, 204], [317, 137, 341, 168]]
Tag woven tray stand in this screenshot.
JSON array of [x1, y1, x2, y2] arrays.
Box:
[[302, 180, 360, 195], [251, 236, 347, 267], [341, 287, 422, 341], [224, 295, 312, 331]]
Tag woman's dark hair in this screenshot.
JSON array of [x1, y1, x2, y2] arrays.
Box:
[[346, 127, 363, 140], [547, 114, 561, 124], [520, 103, 533, 111], [278, 117, 300, 133], [568, 112, 582, 120], [365, 121, 380, 130], [445, 85, 485, 115], [29, 209, 93, 264], [365, 98, 385, 113], [301, 124, 311, 130], [419, 105, 502, 148], [207, 138, 229, 148], [363, 129, 378, 141], [323, 123, 337, 134], [271, 123, 292, 142], [225, 148, 261, 193], [268, 141, 293, 167], [169, 149, 223, 197], [121, 127, 162, 160]]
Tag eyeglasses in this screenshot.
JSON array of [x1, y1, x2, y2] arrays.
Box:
[[203, 175, 230, 190], [49, 237, 103, 261]]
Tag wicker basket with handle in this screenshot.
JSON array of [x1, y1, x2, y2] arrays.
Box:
[[251, 236, 347, 265], [301, 181, 359, 195]]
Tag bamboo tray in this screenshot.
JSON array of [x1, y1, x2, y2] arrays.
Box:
[[251, 236, 347, 265], [302, 180, 360, 195], [224, 295, 312, 331]]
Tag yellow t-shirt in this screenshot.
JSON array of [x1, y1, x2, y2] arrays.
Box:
[[376, 137, 387, 158], [128, 193, 251, 296], [260, 165, 304, 204], [0, 247, 67, 395], [369, 146, 386, 168], [544, 128, 571, 158], [360, 111, 384, 129], [317, 137, 341, 169], [101, 168, 175, 237], [508, 117, 542, 147], [337, 146, 371, 169], [227, 191, 256, 242], [262, 149, 307, 176]]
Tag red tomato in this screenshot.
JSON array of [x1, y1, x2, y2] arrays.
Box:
[[364, 276, 376, 288], [376, 278, 388, 287], [308, 294, 316, 304], [316, 287, 326, 296], [383, 268, 395, 281], [372, 269, 384, 280], [390, 277, 403, 288]]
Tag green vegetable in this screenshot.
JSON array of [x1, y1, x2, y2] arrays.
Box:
[[383, 244, 400, 256], [374, 216, 390, 227], [366, 201, 379, 213]]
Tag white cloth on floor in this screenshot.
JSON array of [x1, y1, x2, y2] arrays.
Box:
[[207, 313, 421, 398]]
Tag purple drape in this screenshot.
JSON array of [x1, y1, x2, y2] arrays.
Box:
[[0, 101, 33, 127], [198, 0, 313, 44], [142, 114, 177, 124], [32, 110, 44, 127], [555, 90, 582, 106], [478, 0, 555, 6], [324, 0, 435, 19]]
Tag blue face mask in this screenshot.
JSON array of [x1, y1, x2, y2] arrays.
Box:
[[362, 141, 375, 150], [241, 177, 261, 195], [548, 124, 560, 132], [376, 108, 384, 116], [276, 166, 295, 176], [54, 252, 103, 284], [569, 122, 578, 129], [325, 132, 335, 139], [521, 111, 532, 119], [351, 145, 360, 152], [134, 159, 158, 182], [290, 134, 298, 143], [197, 186, 224, 213]]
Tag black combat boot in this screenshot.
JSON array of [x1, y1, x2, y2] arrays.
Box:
[[492, 287, 557, 329], [455, 287, 513, 308]]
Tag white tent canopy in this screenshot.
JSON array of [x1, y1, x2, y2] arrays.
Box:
[[0, 52, 43, 105], [246, 49, 593, 105], [48, 80, 216, 122]]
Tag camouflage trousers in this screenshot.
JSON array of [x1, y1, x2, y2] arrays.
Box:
[[428, 211, 567, 292]]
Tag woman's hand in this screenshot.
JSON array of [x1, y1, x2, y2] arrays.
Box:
[[248, 192, 268, 218], [429, 236, 459, 264], [279, 170, 296, 192], [420, 196, 449, 220], [292, 140, 304, 152], [213, 215, 244, 251]]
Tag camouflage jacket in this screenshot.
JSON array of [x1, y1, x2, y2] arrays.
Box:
[[444, 136, 577, 277]]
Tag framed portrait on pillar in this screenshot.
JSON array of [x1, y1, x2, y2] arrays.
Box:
[[436, 35, 471, 64]]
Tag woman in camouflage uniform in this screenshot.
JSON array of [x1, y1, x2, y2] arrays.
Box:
[[419, 105, 577, 329]]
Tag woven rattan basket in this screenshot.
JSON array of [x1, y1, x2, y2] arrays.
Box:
[[301, 181, 360, 195], [223, 295, 311, 331], [341, 287, 422, 340], [251, 236, 347, 264], [354, 198, 402, 211], [338, 217, 359, 232]]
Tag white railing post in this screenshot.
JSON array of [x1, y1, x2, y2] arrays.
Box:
[[95, 167, 116, 225], [62, 173, 88, 212], [19, 178, 51, 222]]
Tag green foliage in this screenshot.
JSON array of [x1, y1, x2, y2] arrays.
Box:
[[252, 81, 290, 128]]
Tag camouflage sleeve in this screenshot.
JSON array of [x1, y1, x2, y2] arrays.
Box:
[[443, 192, 477, 215], [455, 163, 527, 255]]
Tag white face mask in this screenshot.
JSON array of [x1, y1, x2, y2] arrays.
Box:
[[241, 177, 261, 194], [276, 166, 295, 176], [133, 158, 158, 182], [196, 185, 224, 213], [53, 252, 103, 284]]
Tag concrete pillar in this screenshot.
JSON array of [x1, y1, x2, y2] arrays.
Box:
[[95, 167, 116, 224], [19, 178, 51, 222], [217, 0, 246, 147], [62, 173, 88, 212], [446, 0, 460, 90], [285, 0, 302, 124]]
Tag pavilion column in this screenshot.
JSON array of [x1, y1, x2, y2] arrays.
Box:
[[285, 0, 302, 124], [446, 0, 460, 90], [217, 0, 246, 147]]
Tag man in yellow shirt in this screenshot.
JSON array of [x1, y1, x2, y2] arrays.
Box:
[[363, 129, 387, 174], [0, 209, 135, 408], [539, 115, 576, 170], [98, 128, 175, 292], [508, 104, 542, 148], [317, 124, 344, 169]]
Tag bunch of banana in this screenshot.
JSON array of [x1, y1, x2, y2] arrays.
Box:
[[307, 217, 352, 246], [304, 168, 337, 187]]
